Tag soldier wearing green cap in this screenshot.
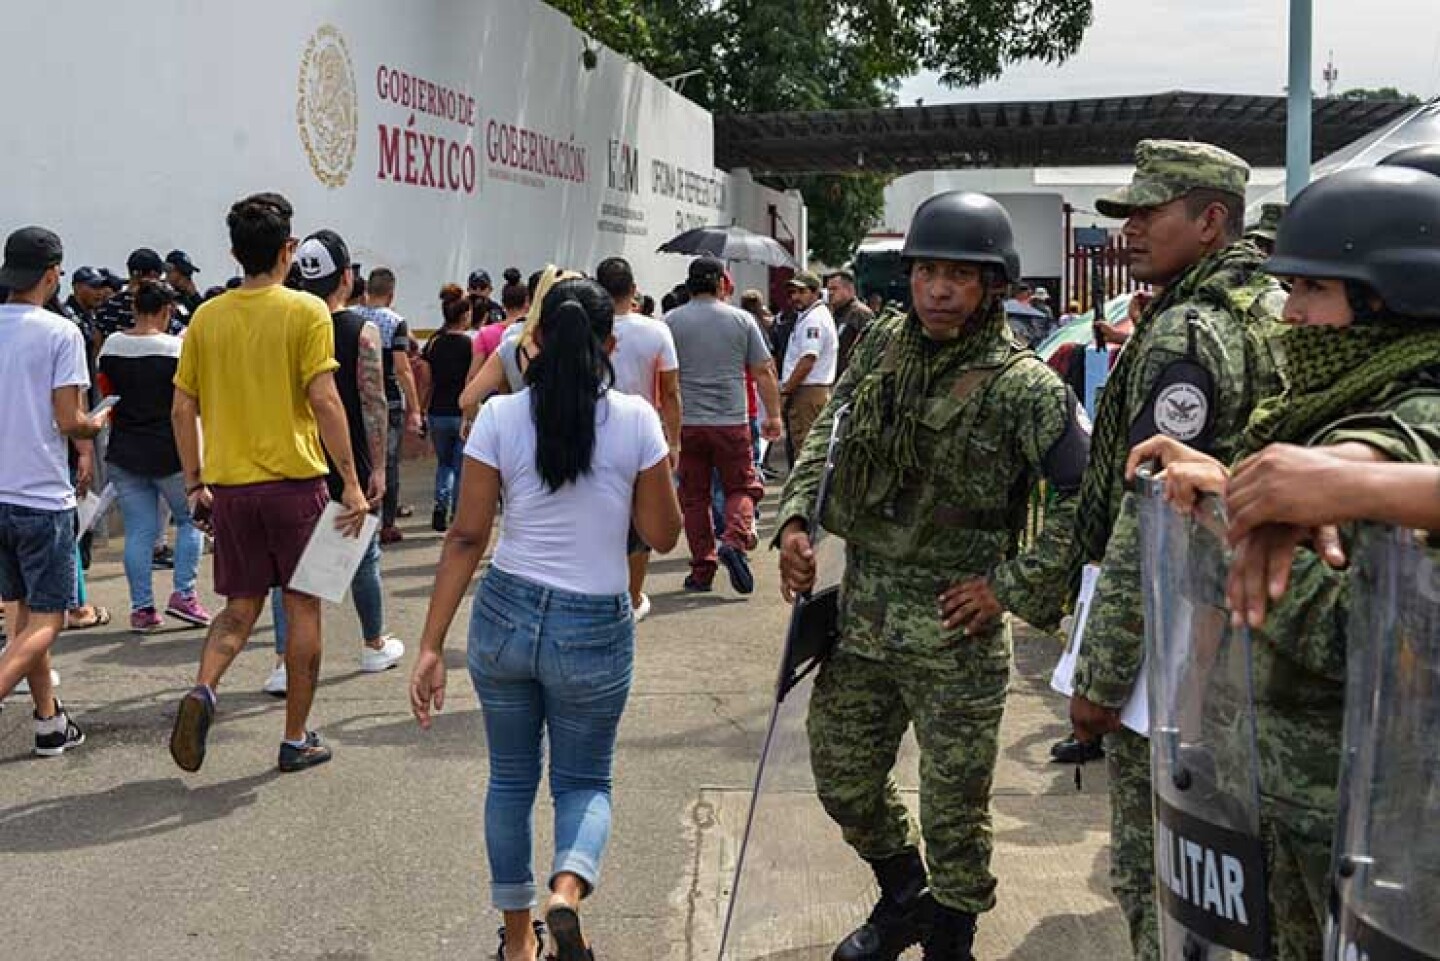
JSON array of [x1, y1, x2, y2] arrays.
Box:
[[1059, 139, 1289, 960], [1245, 202, 1288, 255]]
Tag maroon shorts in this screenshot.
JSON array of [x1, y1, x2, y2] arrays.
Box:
[[211, 478, 329, 599]]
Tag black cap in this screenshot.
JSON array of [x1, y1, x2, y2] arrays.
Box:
[[468, 269, 491, 289], [126, 247, 165, 275], [0, 226, 63, 290], [688, 256, 726, 284], [296, 230, 351, 296], [72, 266, 105, 288], [165, 249, 200, 276], [99, 267, 126, 291]]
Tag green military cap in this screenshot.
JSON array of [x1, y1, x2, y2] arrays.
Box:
[[786, 270, 822, 292], [1095, 139, 1251, 218], [1244, 202, 1287, 243]]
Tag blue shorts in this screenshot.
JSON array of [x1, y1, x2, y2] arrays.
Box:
[[0, 502, 77, 614]]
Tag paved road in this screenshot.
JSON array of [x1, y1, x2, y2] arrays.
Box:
[[0, 463, 1126, 960]]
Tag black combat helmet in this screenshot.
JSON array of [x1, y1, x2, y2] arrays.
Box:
[[1378, 144, 1440, 180], [1265, 166, 1440, 320], [901, 191, 1021, 282]]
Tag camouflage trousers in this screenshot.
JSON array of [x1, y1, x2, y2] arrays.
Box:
[[807, 647, 1008, 914], [1106, 727, 1159, 961], [1262, 798, 1331, 961]]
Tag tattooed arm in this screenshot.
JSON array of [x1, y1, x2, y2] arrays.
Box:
[[357, 321, 389, 505]]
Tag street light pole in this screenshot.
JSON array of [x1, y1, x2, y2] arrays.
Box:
[[1287, 0, 1314, 199]]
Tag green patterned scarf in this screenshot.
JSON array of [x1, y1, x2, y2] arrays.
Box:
[[1070, 241, 1270, 569], [834, 299, 1010, 504], [1238, 319, 1440, 456]]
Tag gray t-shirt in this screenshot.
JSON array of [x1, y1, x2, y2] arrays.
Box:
[[665, 298, 771, 427]]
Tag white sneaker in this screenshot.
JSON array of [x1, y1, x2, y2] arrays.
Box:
[[263, 663, 287, 698], [360, 635, 405, 673], [14, 669, 60, 696], [633, 594, 652, 623]]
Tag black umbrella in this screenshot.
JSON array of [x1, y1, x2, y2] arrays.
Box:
[[657, 225, 797, 268]]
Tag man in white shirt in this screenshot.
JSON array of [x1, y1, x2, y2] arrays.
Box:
[[0, 227, 111, 757], [780, 271, 839, 456], [596, 257, 681, 621]]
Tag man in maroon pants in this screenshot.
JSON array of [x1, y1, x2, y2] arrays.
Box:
[[665, 257, 782, 594]]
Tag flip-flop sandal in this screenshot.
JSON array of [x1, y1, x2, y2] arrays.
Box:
[[67, 606, 111, 630]]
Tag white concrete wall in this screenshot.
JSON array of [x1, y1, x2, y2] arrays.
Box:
[[0, 0, 802, 325]]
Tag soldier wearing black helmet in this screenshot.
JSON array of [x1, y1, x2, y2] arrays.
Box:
[[1130, 163, 1440, 958], [775, 191, 1090, 960]]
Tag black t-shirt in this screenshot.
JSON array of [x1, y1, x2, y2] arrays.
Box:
[[328, 309, 372, 499], [424, 330, 474, 417], [97, 331, 184, 476]]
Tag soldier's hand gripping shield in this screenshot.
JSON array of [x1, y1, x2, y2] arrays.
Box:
[[1327, 527, 1440, 961], [1137, 469, 1271, 960], [720, 407, 879, 960]]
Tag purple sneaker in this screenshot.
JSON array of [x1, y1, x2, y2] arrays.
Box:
[[165, 592, 212, 628], [130, 607, 164, 634]]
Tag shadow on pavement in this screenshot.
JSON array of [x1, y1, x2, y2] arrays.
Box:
[[0, 770, 281, 852]]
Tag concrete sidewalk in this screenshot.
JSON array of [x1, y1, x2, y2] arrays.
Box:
[[0, 463, 1126, 960]]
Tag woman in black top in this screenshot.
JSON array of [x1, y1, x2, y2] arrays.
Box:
[[424, 290, 475, 531], [97, 280, 211, 633]]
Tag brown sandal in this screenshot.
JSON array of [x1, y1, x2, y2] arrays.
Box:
[[66, 606, 112, 630]]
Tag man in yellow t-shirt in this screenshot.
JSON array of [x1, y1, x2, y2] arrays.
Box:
[[167, 192, 369, 775]]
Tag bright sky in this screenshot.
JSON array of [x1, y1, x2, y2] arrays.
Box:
[[899, 0, 1440, 104]]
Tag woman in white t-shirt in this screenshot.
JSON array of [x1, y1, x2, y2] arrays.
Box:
[[411, 277, 681, 961]]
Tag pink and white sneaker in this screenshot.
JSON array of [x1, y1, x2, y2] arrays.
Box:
[[165, 592, 212, 628], [130, 607, 164, 634]]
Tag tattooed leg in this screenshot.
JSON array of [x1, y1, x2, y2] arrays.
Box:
[[196, 597, 264, 689]]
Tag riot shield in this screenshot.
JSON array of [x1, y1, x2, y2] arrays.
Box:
[[1327, 526, 1440, 961], [721, 407, 909, 960], [1137, 472, 1271, 959]]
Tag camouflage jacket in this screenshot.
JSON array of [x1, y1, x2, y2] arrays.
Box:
[[1073, 257, 1287, 707], [777, 311, 1086, 667], [1252, 383, 1440, 823]]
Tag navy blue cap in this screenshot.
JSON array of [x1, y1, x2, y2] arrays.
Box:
[[126, 247, 165, 275], [165, 249, 200, 276], [72, 266, 105, 287], [98, 267, 126, 291], [468, 269, 491, 290]]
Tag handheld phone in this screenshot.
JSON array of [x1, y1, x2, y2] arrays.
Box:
[[92, 395, 121, 417]]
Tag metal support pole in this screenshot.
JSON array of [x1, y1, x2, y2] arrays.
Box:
[[1287, 0, 1314, 199]]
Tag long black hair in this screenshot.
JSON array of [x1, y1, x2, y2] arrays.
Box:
[[525, 277, 616, 491]]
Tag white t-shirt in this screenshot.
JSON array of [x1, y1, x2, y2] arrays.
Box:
[[782, 302, 839, 386], [464, 388, 668, 595], [610, 312, 679, 405], [0, 304, 90, 511]]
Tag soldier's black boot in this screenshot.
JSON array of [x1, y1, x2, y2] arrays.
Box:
[[920, 903, 977, 961], [833, 848, 935, 961]]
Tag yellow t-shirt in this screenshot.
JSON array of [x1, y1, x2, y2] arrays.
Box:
[[174, 285, 340, 486]]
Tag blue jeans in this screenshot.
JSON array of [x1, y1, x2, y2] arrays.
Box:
[[0, 503, 76, 614], [109, 465, 201, 611], [271, 531, 383, 654], [428, 414, 464, 512], [467, 566, 634, 910]]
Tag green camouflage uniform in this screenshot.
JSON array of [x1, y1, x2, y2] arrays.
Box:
[[778, 302, 1086, 914], [1068, 141, 1289, 960], [1233, 318, 1440, 959]]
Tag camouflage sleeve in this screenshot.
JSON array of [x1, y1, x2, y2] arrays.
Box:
[[991, 362, 1085, 632], [1255, 547, 1350, 682], [774, 317, 894, 536], [1126, 303, 1238, 460], [1321, 391, 1440, 466], [1072, 491, 1146, 708]]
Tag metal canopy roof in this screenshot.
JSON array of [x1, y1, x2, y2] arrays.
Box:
[[715, 91, 1418, 175]]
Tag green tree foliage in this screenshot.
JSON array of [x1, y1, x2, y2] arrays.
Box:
[[1339, 87, 1421, 104], [548, 0, 1093, 262]]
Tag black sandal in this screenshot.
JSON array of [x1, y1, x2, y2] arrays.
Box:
[[495, 920, 547, 961], [543, 903, 594, 961]]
